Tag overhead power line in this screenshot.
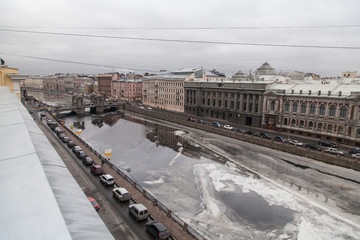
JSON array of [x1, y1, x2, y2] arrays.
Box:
[[0, 52, 158, 73], [0, 28, 359, 50]]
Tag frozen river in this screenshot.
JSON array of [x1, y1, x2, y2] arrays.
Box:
[[60, 111, 360, 240]]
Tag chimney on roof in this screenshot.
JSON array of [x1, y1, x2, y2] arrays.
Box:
[[318, 90, 321, 95], [308, 90, 311, 95], [338, 91, 342, 96], [300, 90, 302, 94], [291, 90, 294, 94], [328, 91, 331, 96]]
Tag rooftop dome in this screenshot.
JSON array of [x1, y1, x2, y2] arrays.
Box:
[[254, 62, 277, 76]]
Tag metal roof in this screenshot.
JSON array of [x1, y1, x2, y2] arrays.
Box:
[[0, 87, 114, 240]]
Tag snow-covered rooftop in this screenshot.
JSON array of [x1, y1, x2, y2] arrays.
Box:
[[0, 87, 114, 240]]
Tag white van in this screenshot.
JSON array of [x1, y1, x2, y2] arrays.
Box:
[[112, 187, 130, 202], [128, 203, 149, 221]]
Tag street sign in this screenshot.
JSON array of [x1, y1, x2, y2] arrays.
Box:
[[105, 149, 112, 156], [75, 129, 82, 134]]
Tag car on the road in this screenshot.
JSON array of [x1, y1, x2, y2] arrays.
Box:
[[145, 221, 170, 240], [58, 133, 66, 140], [289, 140, 304, 146], [49, 122, 58, 130], [112, 187, 131, 202], [72, 145, 82, 153], [246, 130, 257, 136], [349, 148, 360, 155], [139, 106, 145, 110], [82, 156, 93, 166], [90, 164, 104, 175], [325, 147, 344, 155], [88, 197, 100, 211], [305, 143, 322, 151], [352, 153, 360, 159], [128, 203, 149, 221], [259, 132, 271, 139], [223, 125, 233, 130], [100, 174, 114, 186], [319, 139, 337, 148], [196, 119, 205, 124], [75, 150, 87, 160], [187, 117, 195, 122], [61, 136, 70, 143], [147, 106, 152, 110], [67, 140, 75, 148], [236, 128, 245, 133], [212, 122, 221, 128], [274, 136, 286, 142]]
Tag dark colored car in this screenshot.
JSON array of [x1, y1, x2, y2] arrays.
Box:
[[67, 140, 75, 148], [305, 143, 322, 151], [146, 221, 170, 240], [236, 128, 245, 133], [259, 132, 271, 139], [246, 130, 257, 136], [90, 164, 104, 175], [88, 197, 100, 211], [82, 156, 93, 166], [349, 148, 360, 155], [212, 122, 221, 128], [319, 139, 337, 148], [197, 119, 205, 124], [274, 136, 286, 142], [75, 150, 87, 160]]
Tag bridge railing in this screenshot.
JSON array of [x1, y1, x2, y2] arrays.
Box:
[[49, 111, 206, 240]]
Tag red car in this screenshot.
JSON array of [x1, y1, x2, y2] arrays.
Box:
[[90, 164, 104, 175], [88, 197, 100, 211]]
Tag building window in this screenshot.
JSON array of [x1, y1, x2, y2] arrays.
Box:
[[213, 99, 216, 107], [319, 104, 325, 116], [356, 129, 360, 138], [317, 123, 323, 131], [329, 105, 336, 117], [292, 102, 298, 113], [310, 103, 316, 114], [218, 100, 221, 107], [202, 98, 205, 105], [308, 121, 313, 129], [284, 118, 288, 125], [270, 101, 275, 110], [243, 103, 247, 111], [208, 99, 210, 105], [340, 106, 347, 118], [300, 120, 305, 127], [338, 125, 344, 134], [301, 103, 307, 114], [285, 101, 290, 112], [327, 124, 333, 132], [225, 100, 228, 108], [255, 104, 258, 112], [291, 119, 296, 126], [249, 103, 252, 112], [231, 101, 234, 108]]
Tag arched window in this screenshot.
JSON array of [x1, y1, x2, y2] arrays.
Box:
[[300, 120, 305, 127], [292, 102, 298, 113], [338, 125, 344, 134], [285, 101, 290, 112], [340, 106, 347, 118], [327, 124, 333, 132], [301, 103, 307, 114], [308, 121, 314, 129], [291, 119, 296, 126], [319, 104, 326, 116], [284, 118, 288, 125], [329, 105, 336, 117], [270, 100, 275, 111], [310, 103, 316, 114], [317, 123, 323, 131]]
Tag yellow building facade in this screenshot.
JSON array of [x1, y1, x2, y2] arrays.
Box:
[[0, 65, 27, 99]]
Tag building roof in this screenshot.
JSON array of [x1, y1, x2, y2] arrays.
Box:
[[254, 62, 277, 76], [0, 87, 114, 240]]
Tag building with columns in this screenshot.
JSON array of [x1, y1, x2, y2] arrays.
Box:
[[184, 82, 270, 127], [263, 78, 360, 145]]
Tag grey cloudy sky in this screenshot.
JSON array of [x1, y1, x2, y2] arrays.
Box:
[[1, 0, 359, 77]]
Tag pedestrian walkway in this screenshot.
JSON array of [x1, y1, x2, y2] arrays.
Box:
[[46, 112, 197, 240]]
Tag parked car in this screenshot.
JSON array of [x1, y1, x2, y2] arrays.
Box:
[[236, 128, 245, 133], [196, 119, 205, 124], [128, 203, 149, 221], [289, 140, 304, 146], [58, 133, 66, 140], [100, 174, 114, 186], [75, 150, 87, 160], [61, 136, 70, 143], [67, 140, 75, 148], [212, 122, 221, 128], [319, 139, 337, 148], [349, 148, 360, 155], [325, 147, 344, 155], [145, 221, 170, 240], [139, 106, 145, 110], [88, 197, 100, 211], [72, 145, 82, 153], [352, 153, 360, 159], [274, 136, 286, 142], [90, 164, 104, 175], [82, 156, 93, 166], [147, 106, 152, 110], [49, 122, 58, 130], [246, 130, 257, 136], [305, 143, 322, 151], [259, 132, 271, 139], [112, 187, 131, 202], [187, 117, 195, 122], [223, 125, 233, 130]]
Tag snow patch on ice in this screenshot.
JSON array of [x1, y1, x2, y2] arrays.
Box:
[[169, 147, 183, 166], [144, 176, 165, 185], [174, 130, 186, 136]]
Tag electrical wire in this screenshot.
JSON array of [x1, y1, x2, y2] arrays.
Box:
[[0, 28, 359, 50]]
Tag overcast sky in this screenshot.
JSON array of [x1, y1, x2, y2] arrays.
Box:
[[1, 0, 359, 77]]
